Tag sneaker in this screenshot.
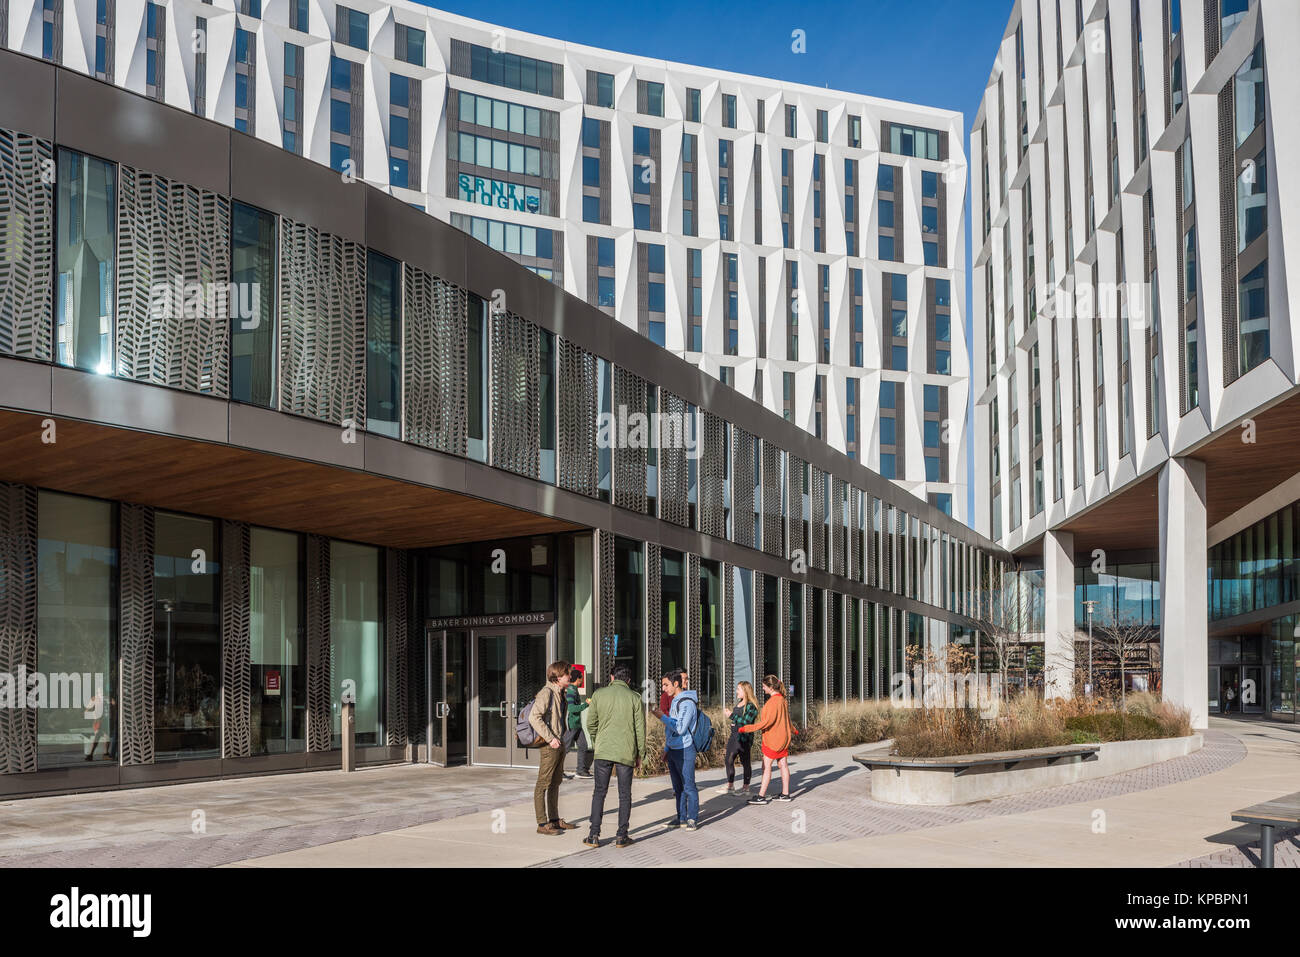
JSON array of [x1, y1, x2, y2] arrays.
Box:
[[582, 834, 602, 848], [685, 819, 699, 830], [563, 772, 577, 780], [576, 770, 594, 779], [774, 793, 794, 803], [552, 819, 579, 830], [714, 784, 733, 795], [537, 823, 564, 836], [663, 818, 683, 829], [747, 795, 770, 806], [732, 782, 749, 793], [615, 835, 634, 848]]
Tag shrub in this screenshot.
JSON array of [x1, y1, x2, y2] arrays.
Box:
[[1064, 712, 1165, 741], [634, 699, 894, 778]]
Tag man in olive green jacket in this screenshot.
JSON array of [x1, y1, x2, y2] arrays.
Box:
[[582, 663, 646, 848]]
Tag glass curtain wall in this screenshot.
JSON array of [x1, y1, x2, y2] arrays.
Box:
[[250, 527, 305, 754], [230, 201, 277, 406], [788, 581, 804, 724], [612, 537, 645, 690], [152, 512, 221, 760], [699, 559, 721, 706], [732, 567, 754, 687], [36, 492, 117, 768], [55, 149, 116, 373], [661, 549, 686, 674], [365, 250, 402, 437], [557, 532, 594, 675], [330, 541, 383, 746], [762, 574, 779, 683]]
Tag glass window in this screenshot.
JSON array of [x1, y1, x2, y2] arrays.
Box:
[[1237, 151, 1267, 252], [402, 25, 425, 67], [880, 380, 895, 408], [648, 282, 665, 313], [37, 492, 117, 768], [922, 205, 938, 234], [330, 98, 351, 135], [645, 81, 664, 116], [922, 170, 937, 198], [598, 275, 615, 307], [365, 250, 401, 438], [648, 243, 665, 273], [880, 416, 896, 446], [468, 295, 488, 461], [331, 55, 352, 91], [230, 202, 277, 408], [698, 560, 722, 706], [892, 345, 908, 369], [924, 384, 940, 412], [633, 126, 651, 156], [583, 194, 601, 223], [583, 155, 600, 187], [880, 453, 896, 479], [935, 278, 951, 306], [595, 72, 614, 108], [153, 512, 220, 761], [878, 165, 894, 192], [879, 235, 894, 260], [1238, 260, 1269, 375], [613, 537, 645, 689], [879, 198, 894, 229], [583, 117, 601, 150], [597, 236, 615, 268], [346, 7, 368, 50], [390, 73, 409, 108], [634, 202, 650, 230], [55, 149, 116, 374], [924, 240, 938, 266], [250, 527, 305, 755], [330, 541, 382, 747]]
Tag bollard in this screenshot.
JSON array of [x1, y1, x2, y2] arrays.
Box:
[[342, 700, 356, 772]]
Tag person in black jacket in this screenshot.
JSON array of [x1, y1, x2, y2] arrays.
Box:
[[715, 681, 760, 794]]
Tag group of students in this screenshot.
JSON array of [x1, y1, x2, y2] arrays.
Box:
[[524, 660, 798, 848]]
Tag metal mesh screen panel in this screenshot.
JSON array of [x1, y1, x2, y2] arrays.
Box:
[[0, 130, 53, 361]]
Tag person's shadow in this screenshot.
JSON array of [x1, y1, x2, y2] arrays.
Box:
[[577, 757, 866, 845]]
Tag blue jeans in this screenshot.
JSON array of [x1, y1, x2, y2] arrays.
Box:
[[666, 746, 699, 822]]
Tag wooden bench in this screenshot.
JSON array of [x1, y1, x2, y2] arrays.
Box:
[[1231, 792, 1300, 868]]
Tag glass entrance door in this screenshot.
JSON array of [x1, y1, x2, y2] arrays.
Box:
[[427, 629, 470, 766], [471, 628, 552, 767]]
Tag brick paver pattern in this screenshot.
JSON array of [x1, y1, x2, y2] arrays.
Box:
[[538, 730, 1247, 867], [0, 730, 1257, 867]]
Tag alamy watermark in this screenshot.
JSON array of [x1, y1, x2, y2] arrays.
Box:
[[149, 279, 261, 329], [0, 668, 105, 715], [890, 667, 1003, 718], [596, 404, 698, 456]]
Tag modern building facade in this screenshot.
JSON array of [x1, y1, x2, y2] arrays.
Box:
[[0, 46, 1003, 798], [0, 0, 971, 519], [972, 0, 1299, 726]]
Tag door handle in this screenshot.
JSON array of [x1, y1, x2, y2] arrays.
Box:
[[499, 700, 508, 718], [435, 701, 445, 719]]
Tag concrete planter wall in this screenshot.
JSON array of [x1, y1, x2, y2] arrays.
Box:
[[869, 734, 1203, 806]]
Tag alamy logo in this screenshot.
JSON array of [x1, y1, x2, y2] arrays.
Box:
[[49, 887, 151, 937], [149, 279, 261, 329], [0, 668, 104, 715], [596, 405, 698, 455], [890, 667, 1002, 718]]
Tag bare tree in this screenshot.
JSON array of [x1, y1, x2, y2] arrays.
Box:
[[972, 560, 1038, 700], [1089, 612, 1159, 709]]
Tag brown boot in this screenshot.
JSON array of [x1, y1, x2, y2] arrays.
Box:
[[536, 822, 564, 835], [552, 819, 578, 830]]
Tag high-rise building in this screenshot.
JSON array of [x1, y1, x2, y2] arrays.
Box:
[[972, 0, 1297, 727], [0, 0, 969, 518]]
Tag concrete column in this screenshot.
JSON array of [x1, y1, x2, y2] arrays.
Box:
[[1159, 457, 1209, 729], [1043, 529, 1076, 700]]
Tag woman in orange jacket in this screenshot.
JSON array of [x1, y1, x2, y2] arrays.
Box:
[[739, 674, 796, 804]]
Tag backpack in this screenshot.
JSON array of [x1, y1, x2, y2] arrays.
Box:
[[691, 707, 714, 752], [515, 686, 553, 747]]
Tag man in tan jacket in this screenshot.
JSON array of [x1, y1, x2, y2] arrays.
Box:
[[530, 660, 575, 835]]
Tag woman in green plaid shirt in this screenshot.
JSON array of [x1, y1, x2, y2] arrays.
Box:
[[716, 681, 760, 794]]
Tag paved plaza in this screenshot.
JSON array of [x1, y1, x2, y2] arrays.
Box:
[[0, 717, 1294, 868]]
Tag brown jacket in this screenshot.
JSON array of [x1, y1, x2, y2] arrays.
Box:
[[740, 692, 796, 753], [528, 682, 566, 745]]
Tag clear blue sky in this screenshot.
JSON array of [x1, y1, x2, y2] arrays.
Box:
[[419, 0, 1012, 522]]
